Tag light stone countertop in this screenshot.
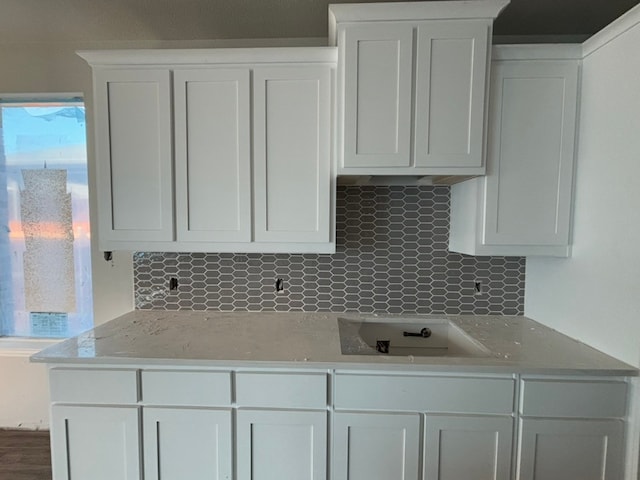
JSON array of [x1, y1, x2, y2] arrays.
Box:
[[31, 311, 638, 376]]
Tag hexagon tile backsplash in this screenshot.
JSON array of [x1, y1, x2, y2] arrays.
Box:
[[134, 186, 525, 315]]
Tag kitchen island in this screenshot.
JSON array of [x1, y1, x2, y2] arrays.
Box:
[[33, 311, 637, 480]]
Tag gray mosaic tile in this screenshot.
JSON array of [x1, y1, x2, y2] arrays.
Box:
[[133, 186, 526, 315]]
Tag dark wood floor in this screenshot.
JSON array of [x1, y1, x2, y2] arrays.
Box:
[[0, 429, 52, 480]]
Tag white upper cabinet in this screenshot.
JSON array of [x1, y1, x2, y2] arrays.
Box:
[[253, 66, 332, 244], [93, 68, 174, 244], [330, 1, 509, 176], [342, 23, 414, 168], [80, 48, 336, 253], [174, 68, 252, 243], [449, 45, 581, 257], [414, 21, 489, 169]]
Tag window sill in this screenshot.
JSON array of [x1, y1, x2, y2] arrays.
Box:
[[0, 337, 62, 357]]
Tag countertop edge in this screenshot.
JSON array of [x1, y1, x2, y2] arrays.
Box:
[[30, 354, 639, 377]]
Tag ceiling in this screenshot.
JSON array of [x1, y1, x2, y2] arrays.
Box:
[[0, 0, 638, 44]]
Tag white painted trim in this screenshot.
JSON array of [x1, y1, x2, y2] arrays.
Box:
[[98, 241, 336, 254], [493, 34, 590, 45], [582, 3, 640, 58], [0, 92, 84, 102], [77, 47, 338, 66], [492, 44, 582, 61], [0, 338, 61, 357], [624, 377, 640, 480], [338, 166, 485, 176], [328, 0, 510, 23]]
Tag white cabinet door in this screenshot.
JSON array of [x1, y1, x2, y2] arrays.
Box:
[[253, 66, 332, 243], [143, 407, 232, 480], [517, 418, 624, 480], [93, 68, 173, 245], [424, 415, 512, 480], [51, 405, 140, 480], [449, 56, 579, 257], [174, 69, 252, 243], [483, 60, 579, 247], [237, 409, 327, 480], [342, 23, 413, 168], [414, 21, 489, 169], [333, 412, 420, 480]]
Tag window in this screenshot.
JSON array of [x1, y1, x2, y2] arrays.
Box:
[[0, 96, 93, 338]]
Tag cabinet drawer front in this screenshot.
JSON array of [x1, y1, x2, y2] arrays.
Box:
[[141, 371, 232, 406], [50, 368, 138, 404], [334, 374, 514, 414], [236, 372, 327, 409], [520, 379, 627, 418]]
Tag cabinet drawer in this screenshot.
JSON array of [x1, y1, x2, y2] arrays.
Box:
[[141, 371, 232, 406], [236, 372, 327, 409], [520, 378, 628, 418], [50, 368, 138, 404], [334, 374, 514, 414]]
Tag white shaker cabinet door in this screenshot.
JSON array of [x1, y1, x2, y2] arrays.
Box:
[[414, 21, 490, 169], [143, 407, 232, 480], [93, 68, 173, 245], [483, 60, 579, 247], [424, 415, 513, 480], [51, 405, 140, 480], [341, 23, 413, 168], [237, 409, 327, 480], [253, 66, 332, 243], [517, 418, 624, 480], [333, 412, 420, 480], [174, 68, 252, 243]]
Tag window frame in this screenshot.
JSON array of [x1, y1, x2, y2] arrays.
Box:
[[0, 92, 93, 344]]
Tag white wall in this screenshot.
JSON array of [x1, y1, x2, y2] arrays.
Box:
[[525, 8, 640, 369], [525, 9, 640, 479], [0, 41, 135, 428]]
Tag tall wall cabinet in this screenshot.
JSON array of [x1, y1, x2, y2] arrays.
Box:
[[449, 45, 581, 257], [80, 48, 336, 253]]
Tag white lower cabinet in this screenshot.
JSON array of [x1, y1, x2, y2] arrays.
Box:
[[51, 405, 140, 480], [517, 418, 624, 480], [424, 415, 513, 480], [237, 409, 327, 480], [333, 413, 513, 480], [517, 377, 627, 480], [47, 368, 631, 480], [143, 407, 233, 480], [333, 412, 420, 480]]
